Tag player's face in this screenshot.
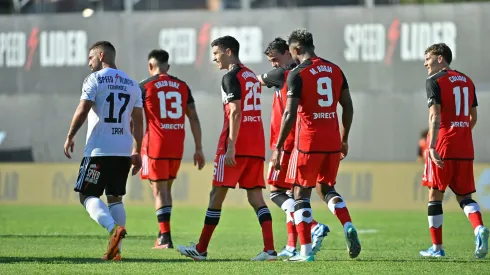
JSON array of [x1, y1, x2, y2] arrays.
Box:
[[212, 45, 228, 70], [266, 50, 290, 68], [88, 49, 102, 72], [288, 43, 301, 64], [424, 52, 442, 76]]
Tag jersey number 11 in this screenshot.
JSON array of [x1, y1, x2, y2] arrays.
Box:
[[453, 86, 469, 116]]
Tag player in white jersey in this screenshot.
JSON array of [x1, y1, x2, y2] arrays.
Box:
[[63, 41, 143, 261]]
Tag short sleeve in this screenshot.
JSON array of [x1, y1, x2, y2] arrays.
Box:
[[138, 82, 146, 102], [134, 86, 143, 108], [81, 73, 98, 101], [261, 67, 285, 88], [186, 84, 195, 104], [426, 78, 441, 108], [472, 83, 478, 107], [286, 69, 302, 98], [341, 70, 349, 90], [222, 72, 242, 103]]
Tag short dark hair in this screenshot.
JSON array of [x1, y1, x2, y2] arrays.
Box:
[[148, 49, 169, 64], [89, 41, 116, 55], [287, 28, 314, 48], [264, 37, 288, 55], [425, 43, 452, 65], [211, 35, 240, 57]]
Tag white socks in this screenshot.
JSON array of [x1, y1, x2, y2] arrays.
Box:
[[300, 244, 312, 257], [84, 197, 116, 233]]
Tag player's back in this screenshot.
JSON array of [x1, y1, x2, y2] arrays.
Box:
[[83, 68, 141, 157], [218, 64, 265, 158], [288, 57, 347, 153], [428, 70, 477, 159], [139, 73, 193, 159]]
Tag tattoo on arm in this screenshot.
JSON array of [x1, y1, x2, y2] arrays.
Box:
[[428, 105, 441, 149]]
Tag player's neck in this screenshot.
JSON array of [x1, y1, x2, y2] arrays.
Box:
[[227, 58, 241, 70], [301, 52, 317, 63], [102, 63, 117, 70]]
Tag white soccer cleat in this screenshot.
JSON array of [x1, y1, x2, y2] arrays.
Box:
[[176, 242, 207, 261], [251, 251, 277, 261], [285, 254, 315, 262], [312, 223, 330, 255], [475, 226, 489, 259]]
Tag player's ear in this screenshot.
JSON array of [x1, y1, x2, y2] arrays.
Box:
[[225, 48, 232, 57]]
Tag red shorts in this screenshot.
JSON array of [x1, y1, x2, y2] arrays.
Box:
[[285, 150, 341, 188], [422, 155, 475, 196], [267, 151, 293, 189], [213, 155, 265, 189], [141, 154, 181, 182]]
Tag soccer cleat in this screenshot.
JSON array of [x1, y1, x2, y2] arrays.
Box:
[[251, 251, 277, 261], [345, 225, 361, 258], [105, 224, 127, 260], [277, 246, 297, 257], [153, 235, 174, 249], [420, 246, 445, 257], [102, 250, 121, 261], [311, 223, 330, 255], [285, 254, 315, 262], [475, 226, 489, 259], [177, 242, 207, 261]]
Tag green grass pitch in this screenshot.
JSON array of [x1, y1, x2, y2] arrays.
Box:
[[0, 205, 488, 274]]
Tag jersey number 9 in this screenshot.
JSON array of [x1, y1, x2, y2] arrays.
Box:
[[317, 77, 333, 107]]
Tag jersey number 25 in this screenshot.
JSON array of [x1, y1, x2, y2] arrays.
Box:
[[158, 91, 183, 119]]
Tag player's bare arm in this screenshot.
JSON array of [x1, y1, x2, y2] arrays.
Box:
[[131, 107, 144, 175], [470, 107, 477, 130], [339, 88, 354, 160], [186, 102, 205, 170], [226, 100, 241, 167], [64, 99, 94, 159], [272, 97, 299, 170], [428, 104, 443, 168]]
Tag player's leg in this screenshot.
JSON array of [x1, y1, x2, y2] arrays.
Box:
[[177, 155, 236, 260], [151, 179, 174, 248], [103, 156, 132, 260], [148, 159, 180, 248], [284, 150, 318, 262], [240, 157, 276, 261], [420, 159, 448, 257], [267, 153, 297, 257], [316, 153, 358, 257], [451, 160, 488, 258]]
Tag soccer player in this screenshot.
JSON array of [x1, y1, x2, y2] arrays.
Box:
[[139, 49, 205, 249], [258, 37, 330, 257], [63, 41, 143, 261], [271, 29, 360, 262], [420, 43, 489, 258], [177, 35, 277, 261]]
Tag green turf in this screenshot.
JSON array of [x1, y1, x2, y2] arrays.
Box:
[[0, 205, 488, 274]]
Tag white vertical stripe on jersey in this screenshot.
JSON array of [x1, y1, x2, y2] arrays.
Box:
[[75, 157, 91, 190], [288, 150, 298, 179]]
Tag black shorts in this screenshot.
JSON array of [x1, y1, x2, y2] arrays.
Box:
[[74, 156, 131, 197]]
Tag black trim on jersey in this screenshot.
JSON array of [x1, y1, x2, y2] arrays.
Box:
[[286, 60, 312, 98], [139, 74, 159, 102], [222, 66, 242, 103], [261, 67, 286, 89], [442, 158, 474, 161], [235, 155, 265, 160], [426, 70, 447, 108], [148, 176, 176, 182]]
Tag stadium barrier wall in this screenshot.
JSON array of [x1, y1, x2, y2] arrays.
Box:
[[1, 162, 490, 212], [2, 3, 490, 163]]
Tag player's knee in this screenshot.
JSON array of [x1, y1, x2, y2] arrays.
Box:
[[293, 199, 313, 225], [270, 191, 291, 209], [247, 189, 266, 208], [106, 195, 122, 204]]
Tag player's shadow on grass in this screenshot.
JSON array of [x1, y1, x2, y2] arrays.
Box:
[[0, 256, 238, 264]]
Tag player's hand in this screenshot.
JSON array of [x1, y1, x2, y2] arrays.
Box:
[[194, 149, 205, 170], [340, 141, 349, 160], [224, 147, 236, 167], [64, 138, 75, 159], [131, 153, 142, 175], [429, 148, 444, 169], [271, 149, 282, 171]]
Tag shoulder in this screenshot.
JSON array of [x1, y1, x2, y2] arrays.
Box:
[[223, 65, 243, 81], [168, 74, 191, 89], [83, 72, 98, 85], [139, 75, 159, 88], [427, 70, 448, 82]]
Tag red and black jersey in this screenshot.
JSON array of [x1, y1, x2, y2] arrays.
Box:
[[139, 73, 194, 159], [426, 69, 477, 159], [287, 57, 348, 153], [260, 64, 297, 152], [217, 64, 265, 159]]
